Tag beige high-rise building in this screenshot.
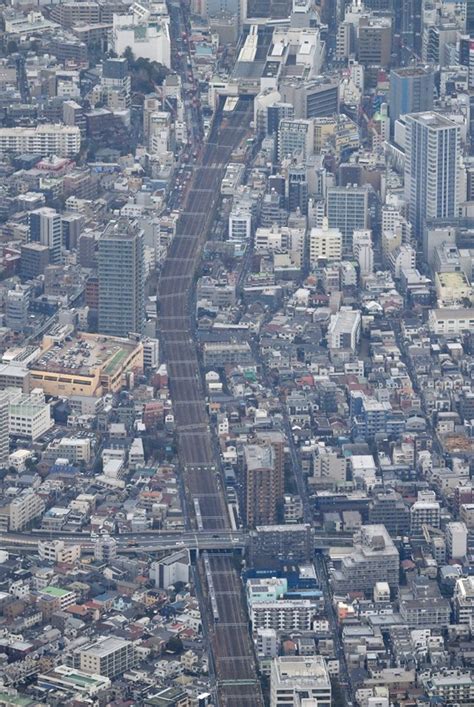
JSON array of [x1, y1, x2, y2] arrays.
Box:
[[309, 219, 342, 264]]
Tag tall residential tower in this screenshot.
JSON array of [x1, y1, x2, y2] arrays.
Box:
[[98, 220, 145, 338], [404, 112, 459, 240]]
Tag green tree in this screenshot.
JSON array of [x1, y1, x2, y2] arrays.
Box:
[[166, 636, 183, 654]]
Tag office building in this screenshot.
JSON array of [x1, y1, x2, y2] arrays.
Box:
[[61, 212, 82, 251], [150, 550, 190, 589], [98, 220, 145, 337], [29, 207, 62, 264], [278, 118, 314, 161], [389, 66, 434, 126], [287, 164, 308, 214], [404, 112, 459, 240], [0, 124, 80, 157], [266, 101, 294, 135], [8, 389, 53, 441], [270, 656, 331, 707], [280, 78, 339, 119], [101, 58, 131, 111], [358, 16, 392, 68], [244, 443, 281, 527], [331, 524, 399, 594], [20, 242, 50, 279], [400, 0, 422, 59], [73, 637, 136, 678], [326, 185, 369, 253], [112, 11, 171, 67]]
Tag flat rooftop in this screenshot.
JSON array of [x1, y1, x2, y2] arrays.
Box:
[[33, 333, 139, 376], [409, 112, 456, 129]]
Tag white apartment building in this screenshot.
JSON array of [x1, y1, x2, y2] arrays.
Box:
[[446, 521, 468, 560], [38, 539, 81, 564], [410, 500, 440, 532], [328, 309, 361, 351], [229, 206, 252, 254], [143, 338, 159, 369], [454, 576, 474, 624], [251, 600, 316, 632], [270, 656, 331, 707], [429, 308, 474, 335], [309, 220, 342, 265], [57, 437, 91, 465], [1, 489, 46, 531], [353, 229, 374, 276], [0, 125, 80, 157], [255, 224, 305, 267]]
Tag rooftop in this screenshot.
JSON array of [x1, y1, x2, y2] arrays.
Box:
[[32, 333, 139, 376], [408, 112, 457, 129]]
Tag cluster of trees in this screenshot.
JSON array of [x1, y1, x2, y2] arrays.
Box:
[[122, 47, 169, 93]]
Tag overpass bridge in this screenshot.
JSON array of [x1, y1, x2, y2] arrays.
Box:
[[0, 529, 353, 554]]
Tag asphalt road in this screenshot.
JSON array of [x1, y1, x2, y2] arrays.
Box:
[[157, 98, 264, 707]]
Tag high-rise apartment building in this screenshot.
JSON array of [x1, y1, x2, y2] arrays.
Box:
[[228, 206, 252, 255], [389, 66, 434, 126], [6, 286, 30, 332], [244, 443, 280, 528], [326, 185, 369, 253], [98, 220, 145, 338], [0, 392, 8, 467], [29, 207, 62, 264], [353, 229, 374, 275], [0, 125, 80, 157], [404, 112, 460, 240]]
